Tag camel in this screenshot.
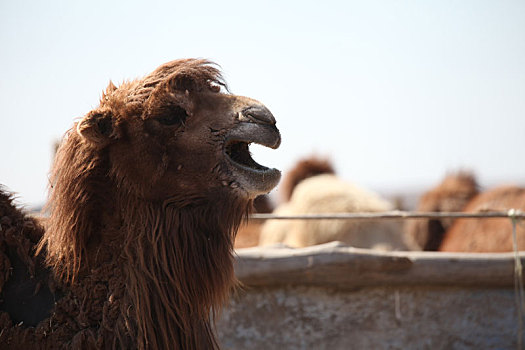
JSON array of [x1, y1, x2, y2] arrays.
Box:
[[440, 185, 525, 252], [0, 59, 281, 349], [259, 174, 418, 250], [405, 172, 479, 250]]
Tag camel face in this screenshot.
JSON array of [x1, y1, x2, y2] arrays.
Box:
[[76, 59, 281, 201], [138, 91, 282, 200]]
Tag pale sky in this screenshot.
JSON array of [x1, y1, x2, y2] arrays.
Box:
[[1, 0, 524, 208]]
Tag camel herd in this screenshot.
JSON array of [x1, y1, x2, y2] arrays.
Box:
[[238, 155, 525, 253]]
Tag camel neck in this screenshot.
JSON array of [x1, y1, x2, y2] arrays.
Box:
[[113, 195, 246, 349]]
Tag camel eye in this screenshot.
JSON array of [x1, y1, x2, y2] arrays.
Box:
[[157, 106, 188, 126]]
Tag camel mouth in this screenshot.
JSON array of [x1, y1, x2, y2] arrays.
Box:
[[225, 141, 269, 171], [224, 123, 281, 196]]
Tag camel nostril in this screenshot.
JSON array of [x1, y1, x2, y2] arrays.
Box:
[[241, 106, 276, 125]]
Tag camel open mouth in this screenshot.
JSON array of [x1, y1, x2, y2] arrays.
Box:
[[224, 123, 281, 196], [225, 142, 269, 172]]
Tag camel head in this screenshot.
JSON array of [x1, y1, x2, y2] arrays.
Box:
[[43, 59, 282, 285], [76, 59, 281, 202]]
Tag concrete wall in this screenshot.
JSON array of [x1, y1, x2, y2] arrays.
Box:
[[217, 242, 524, 349]]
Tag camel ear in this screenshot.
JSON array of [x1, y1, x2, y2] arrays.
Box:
[[77, 110, 115, 147]]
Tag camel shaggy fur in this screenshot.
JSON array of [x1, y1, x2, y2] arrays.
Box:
[[0, 59, 281, 349], [440, 185, 525, 252], [406, 172, 479, 250], [259, 174, 418, 250]]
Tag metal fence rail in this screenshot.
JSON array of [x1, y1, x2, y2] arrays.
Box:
[[250, 209, 525, 221]]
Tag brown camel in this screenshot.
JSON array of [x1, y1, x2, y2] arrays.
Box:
[[405, 172, 479, 250], [0, 59, 281, 349], [440, 186, 525, 252]]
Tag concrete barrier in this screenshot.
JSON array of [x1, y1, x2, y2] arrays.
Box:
[[217, 242, 524, 349]]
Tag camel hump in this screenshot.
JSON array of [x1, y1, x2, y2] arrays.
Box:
[[0, 188, 57, 327]]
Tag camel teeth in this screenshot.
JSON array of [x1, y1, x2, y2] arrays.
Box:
[[237, 112, 250, 122]]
